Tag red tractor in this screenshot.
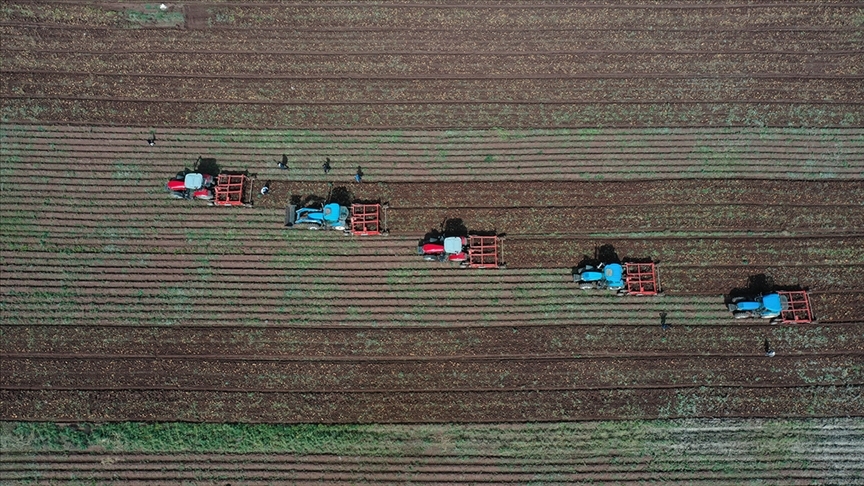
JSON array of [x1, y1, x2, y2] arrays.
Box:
[[166, 172, 215, 200], [166, 172, 251, 206], [418, 233, 504, 268]]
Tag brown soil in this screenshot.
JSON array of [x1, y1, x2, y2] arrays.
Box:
[[1, 2, 863, 426], [2, 2, 862, 127]]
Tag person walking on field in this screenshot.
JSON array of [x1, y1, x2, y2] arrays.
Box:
[[278, 154, 288, 170], [322, 158, 332, 174], [354, 166, 363, 183], [764, 338, 775, 357], [260, 182, 270, 196]]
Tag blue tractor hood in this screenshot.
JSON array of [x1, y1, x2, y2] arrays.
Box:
[[581, 270, 603, 282], [736, 301, 762, 311], [322, 203, 342, 223], [604, 263, 624, 288], [762, 293, 783, 314]]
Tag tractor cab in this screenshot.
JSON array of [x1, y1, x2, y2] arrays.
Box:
[[418, 235, 467, 261], [166, 172, 215, 200], [184, 173, 207, 190], [444, 237, 465, 254]]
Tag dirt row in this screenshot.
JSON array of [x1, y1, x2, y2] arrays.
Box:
[[5, 202, 862, 236], [7, 122, 862, 142], [6, 97, 860, 129], [4, 354, 861, 392], [1, 445, 861, 486], [3, 246, 863, 302], [9, 73, 864, 104], [6, 178, 864, 208], [7, 51, 864, 77], [2, 293, 857, 324], [6, 24, 862, 52], [2, 455, 856, 485], [4, 2, 860, 30], [3, 234, 861, 268], [6, 322, 861, 358], [3, 385, 861, 422], [5, 156, 860, 182]]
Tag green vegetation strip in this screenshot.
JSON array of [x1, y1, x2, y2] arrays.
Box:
[[3, 418, 861, 457]]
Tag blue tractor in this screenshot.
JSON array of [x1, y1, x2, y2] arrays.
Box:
[[573, 263, 625, 291], [285, 203, 349, 230], [727, 293, 786, 321]]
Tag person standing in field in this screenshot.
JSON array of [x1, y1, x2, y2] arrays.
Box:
[[278, 154, 288, 170], [355, 166, 363, 183], [323, 158, 332, 174]]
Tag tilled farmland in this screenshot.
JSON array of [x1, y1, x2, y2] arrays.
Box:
[[2, 123, 862, 423], [2, 1, 863, 127], [1, 0, 863, 483]]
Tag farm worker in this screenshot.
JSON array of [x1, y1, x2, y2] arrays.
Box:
[[764, 338, 775, 357], [260, 184, 270, 196], [278, 154, 288, 170], [354, 166, 363, 183], [147, 135, 156, 146], [323, 158, 332, 174], [659, 312, 670, 330]]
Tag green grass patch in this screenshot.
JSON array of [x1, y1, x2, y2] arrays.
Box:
[[4, 418, 861, 460], [123, 4, 184, 27]]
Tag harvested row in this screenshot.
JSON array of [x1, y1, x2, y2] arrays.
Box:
[[3, 231, 861, 267], [3, 124, 861, 182], [10, 50, 861, 77], [1, 280, 859, 323], [6, 71, 864, 101], [4, 204, 862, 237], [6, 179, 864, 210], [5, 28, 864, 54], [4, 323, 861, 358], [4, 2, 861, 30], [3, 385, 861, 422], [5, 97, 862, 129], [4, 355, 861, 391]]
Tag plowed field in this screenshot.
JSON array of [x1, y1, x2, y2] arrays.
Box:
[[2, 123, 862, 424], [2, 1, 863, 128], [1, 1, 863, 483]]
